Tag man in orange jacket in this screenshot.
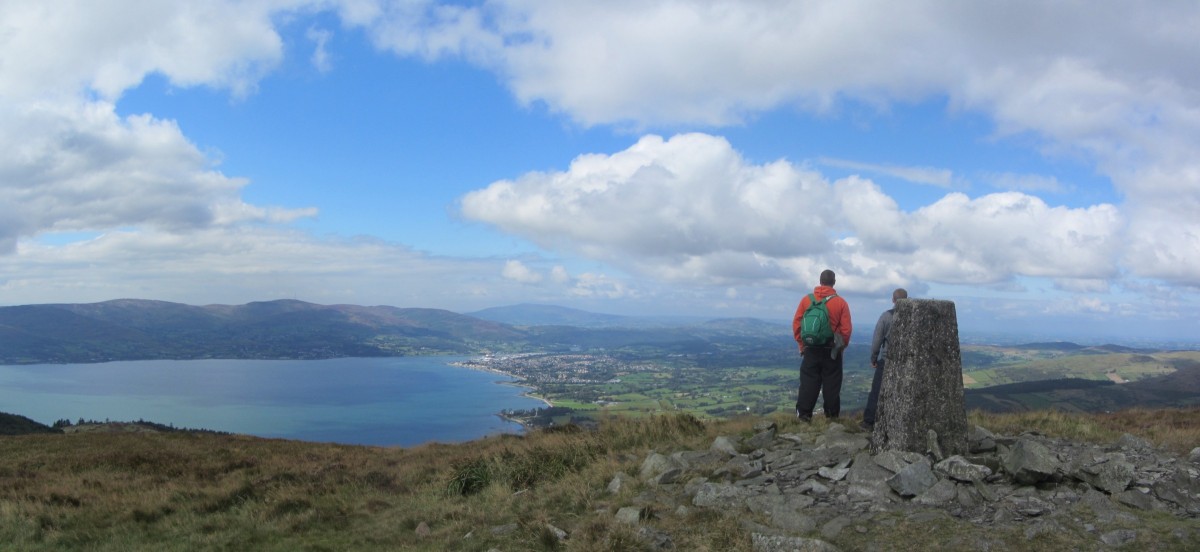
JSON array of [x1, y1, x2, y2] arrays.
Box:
[[792, 269, 852, 422]]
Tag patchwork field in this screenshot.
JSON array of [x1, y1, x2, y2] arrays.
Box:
[[495, 344, 1200, 426]]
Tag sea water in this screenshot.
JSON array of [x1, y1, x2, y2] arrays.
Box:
[[0, 356, 545, 447]]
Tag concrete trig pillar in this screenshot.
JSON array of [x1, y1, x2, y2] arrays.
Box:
[[870, 299, 969, 457]]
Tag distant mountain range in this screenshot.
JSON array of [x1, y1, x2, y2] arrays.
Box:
[[468, 303, 634, 327], [466, 303, 718, 328], [0, 299, 791, 364]]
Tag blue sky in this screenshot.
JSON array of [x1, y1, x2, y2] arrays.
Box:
[[1, 1, 1198, 344]]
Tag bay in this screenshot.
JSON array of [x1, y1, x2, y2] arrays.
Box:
[[0, 356, 546, 447]]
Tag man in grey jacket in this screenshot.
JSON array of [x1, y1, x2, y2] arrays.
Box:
[[862, 288, 907, 430]]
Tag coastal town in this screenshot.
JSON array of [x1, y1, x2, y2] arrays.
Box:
[[454, 351, 801, 428], [453, 352, 656, 385], [453, 352, 664, 428]]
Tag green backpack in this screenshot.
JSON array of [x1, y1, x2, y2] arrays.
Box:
[[800, 294, 835, 347]]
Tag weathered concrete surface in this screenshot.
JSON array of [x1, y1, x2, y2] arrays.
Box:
[[871, 299, 969, 456]]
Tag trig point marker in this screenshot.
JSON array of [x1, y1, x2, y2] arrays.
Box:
[[870, 299, 969, 457]]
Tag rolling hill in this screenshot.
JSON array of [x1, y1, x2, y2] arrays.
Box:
[[0, 299, 525, 363], [0, 299, 790, 364]]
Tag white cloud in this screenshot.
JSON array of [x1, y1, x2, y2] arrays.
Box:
[[903, 192, 1122, 283], [0, 227, 537, 310], [0, 0, 291, 101], [462, 133, 1123, 292], [982, 172, 1068, 194], [1048, 297, 1111, 316], [819, 157, 955, 188], [501, 259, 543, 284], [307, 26, 334, 73], [359, 0, 1200, 287], [462, 133, 832, 280], [549, 265, 570, 284], [0, 101, 316, 253], [569, 273, 630, 299], [1, 0, 1196, 336], [1053, 278, 1111, 294], [0, 1, 321, 258]]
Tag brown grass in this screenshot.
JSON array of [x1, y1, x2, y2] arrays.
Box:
[[969, 406, 1200, 455], [0, 408, 1195, 551]]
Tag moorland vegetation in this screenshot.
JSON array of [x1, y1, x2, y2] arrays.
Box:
[[1, 408, 1198, 551]]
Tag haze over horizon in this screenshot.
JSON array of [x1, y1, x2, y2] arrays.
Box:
[[1, 1, 1198, 344]]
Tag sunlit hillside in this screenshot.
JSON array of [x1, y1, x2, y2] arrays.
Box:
[[2, 407, 1197, 551]]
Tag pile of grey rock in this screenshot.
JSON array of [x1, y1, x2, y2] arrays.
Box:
[[616, 420, 1200, 551]]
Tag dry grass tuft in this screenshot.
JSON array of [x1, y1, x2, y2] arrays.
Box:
[[1, 408, 1196, 551], [971, 406, 1200, 455]]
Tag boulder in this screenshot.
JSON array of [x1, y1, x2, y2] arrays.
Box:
[[935, 455, 993, 482], [745, 493, 815, 517], [817, 430, 870, 454], [639, 452, 677, 481], [1116, 433, 1152, 452], [913, 478, 958, 506], [887, 457, 937, 497], [1003, 438, 1061, 485], [746, 426, 777, 450], [693, 482, 751, 510], [817, 466, 850, 481], [751, 534, 841, 552], [874, 450, 928, 474], [848, 451, 892, 484], [1070, 451, 1134, 494], [615, 506, 649, 525], [607, 472, 632, 494], [1100, 529, 1138, 547], [968, 425, 997, 453], [711, 435, 741, 456], [1152, 466, 1200, 513]]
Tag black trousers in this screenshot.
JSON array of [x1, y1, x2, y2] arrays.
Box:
[[863, 359, 885, 425], [796, 347, 843, 419]]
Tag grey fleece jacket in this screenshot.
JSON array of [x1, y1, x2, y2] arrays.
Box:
[[870, 308, 895, 365]]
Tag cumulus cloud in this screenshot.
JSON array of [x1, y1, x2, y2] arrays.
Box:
[[549, 265, 570, 284], [0, 1, 316, 254], [4, 0, 1197, 328], [356, 0, 1200, 286], [501, 260, 543, 284], [0, 101, 315, 252], [903, 192, 1122, 283], [463, 133, 1123, 292], [462, 133, 830, 281], [0, 0, 289, 101]]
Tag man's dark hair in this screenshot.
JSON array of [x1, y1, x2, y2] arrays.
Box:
[[820, 269, 836, 286]]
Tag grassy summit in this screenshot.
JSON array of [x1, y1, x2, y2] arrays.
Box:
[[1, 408, 1197, 551]]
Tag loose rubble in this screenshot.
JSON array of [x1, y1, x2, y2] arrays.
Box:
[[609, 420, 1199, 551]]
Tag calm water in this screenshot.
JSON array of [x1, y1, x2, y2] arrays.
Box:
[[0, 356, 546, 447]]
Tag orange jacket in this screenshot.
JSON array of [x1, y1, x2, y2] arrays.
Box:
[[792, 285, 852, 353]]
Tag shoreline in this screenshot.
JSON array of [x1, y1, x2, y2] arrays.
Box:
[[495, 380, 554, 408], [449, 357, 554, 415]]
